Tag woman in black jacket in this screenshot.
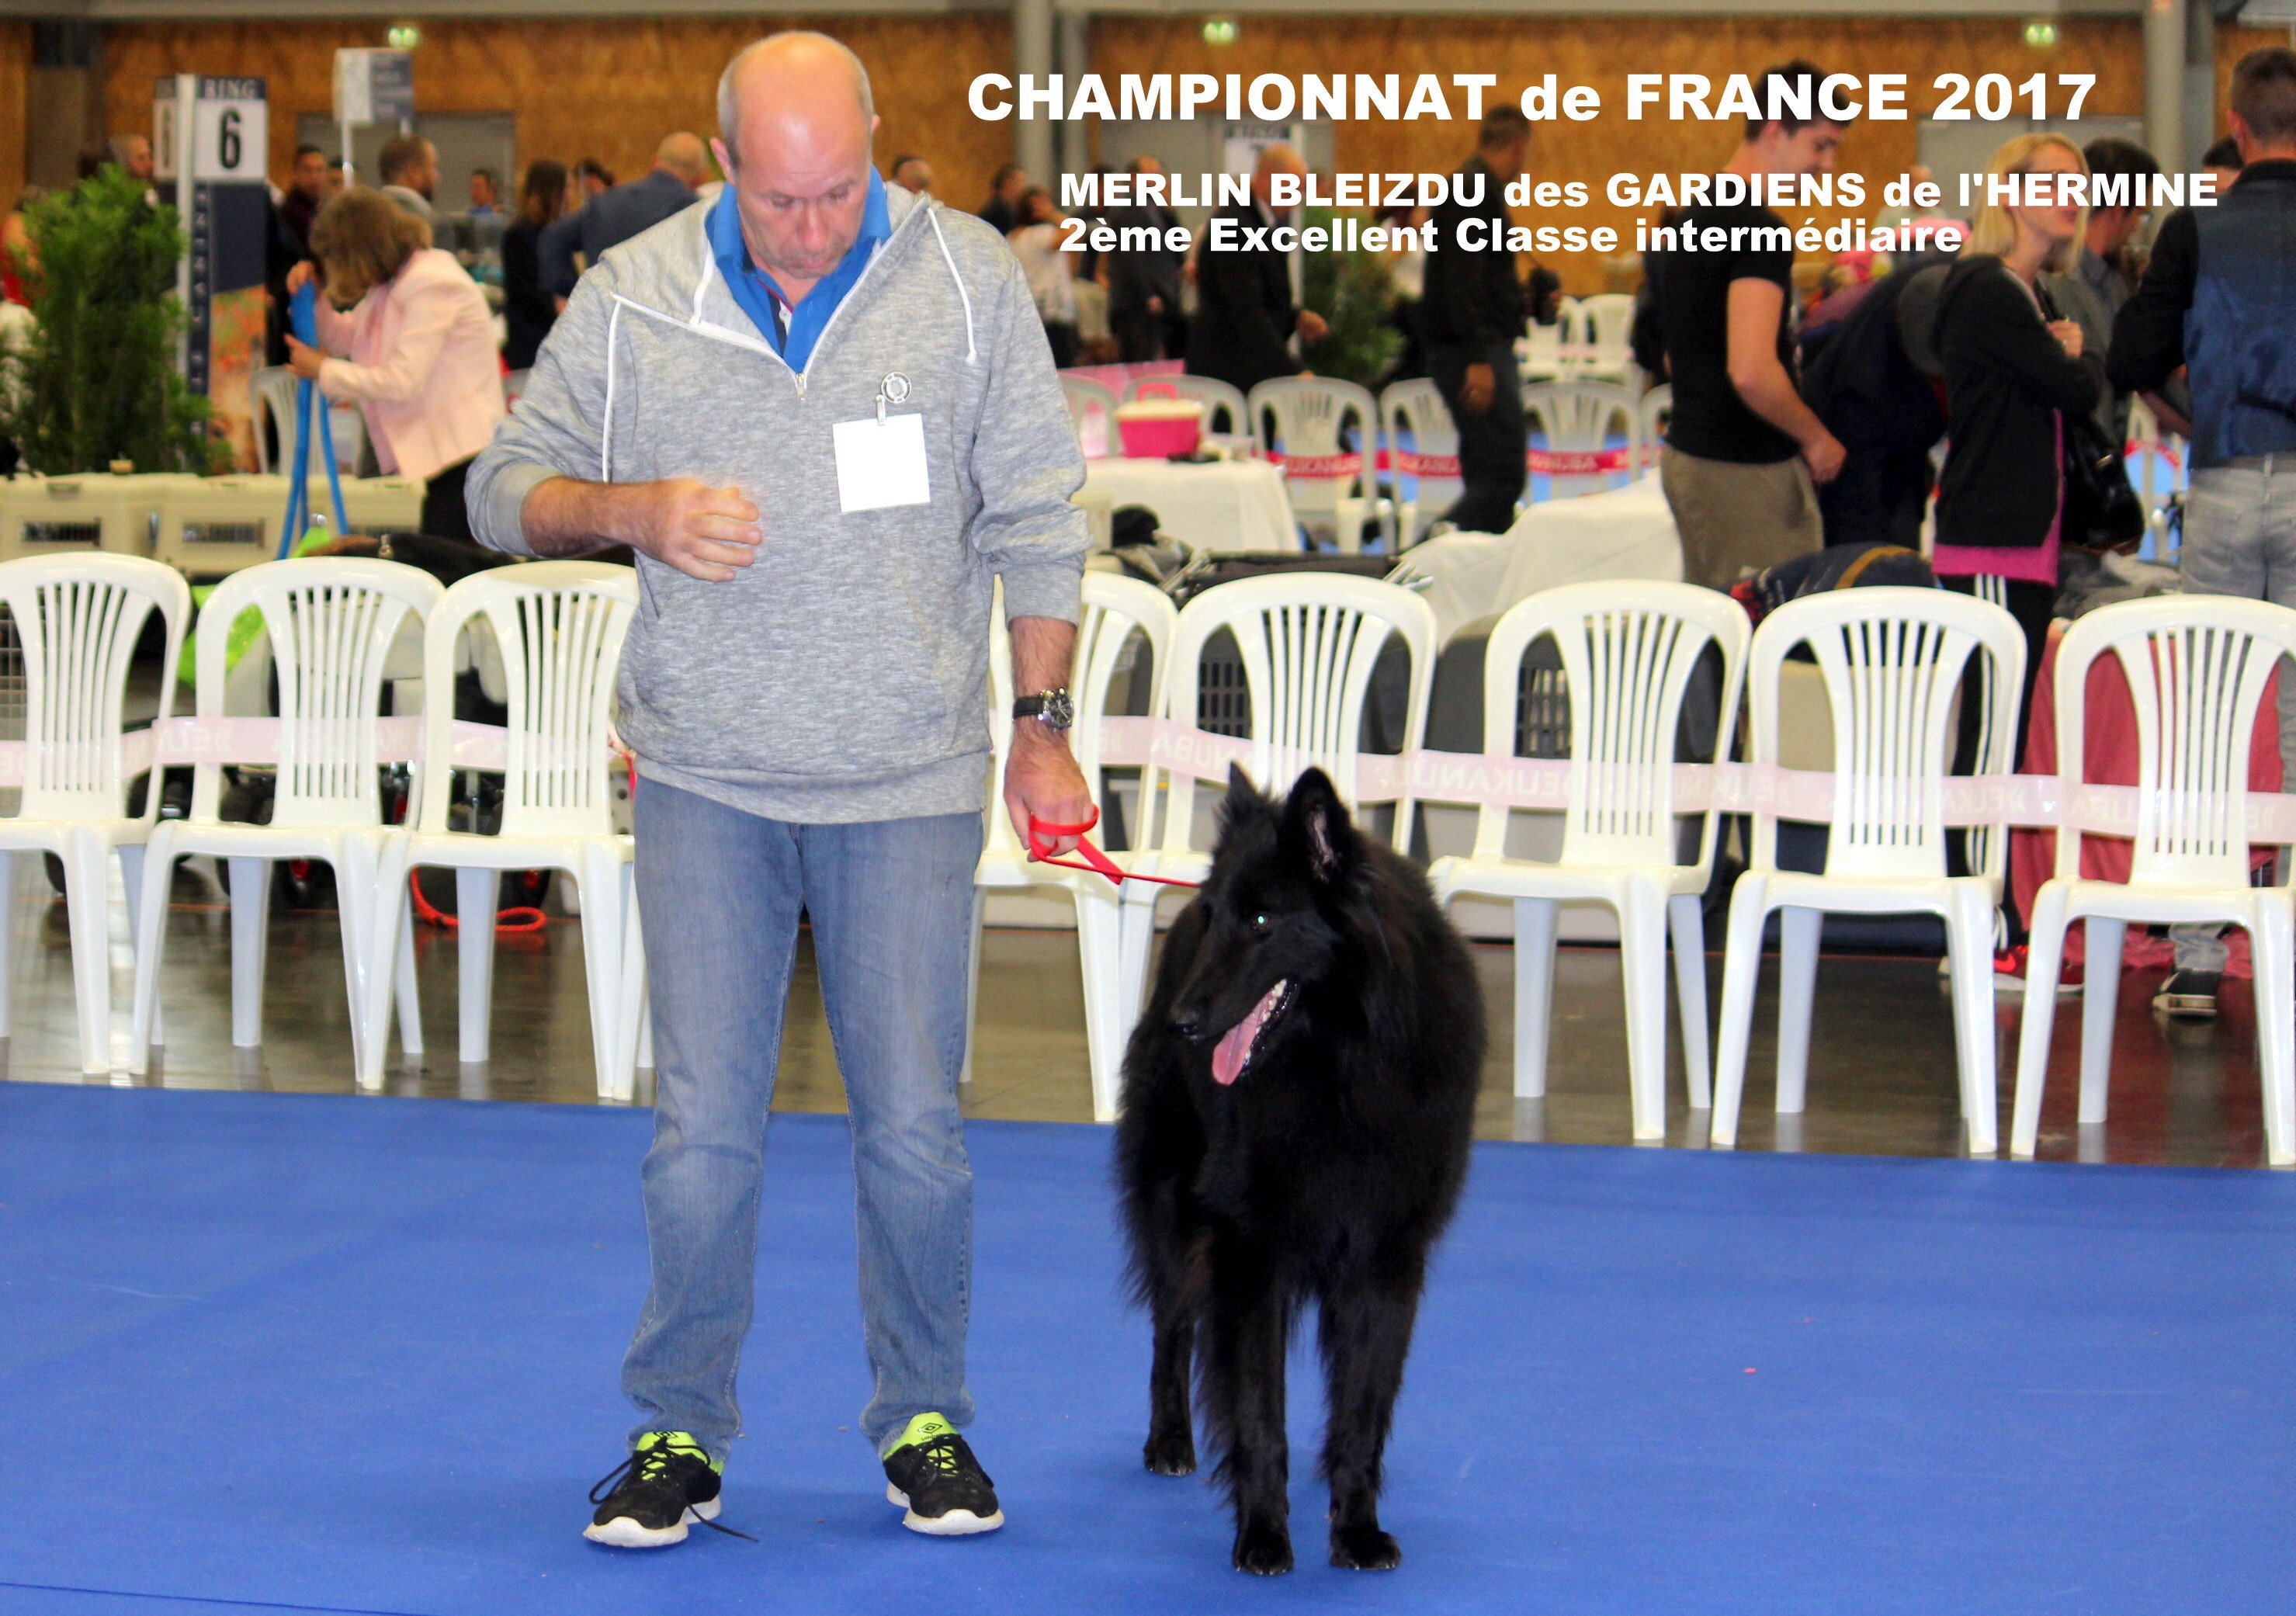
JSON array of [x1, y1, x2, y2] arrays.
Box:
[[1933, 134, 2103, 757], [499, 160, 568, 373]]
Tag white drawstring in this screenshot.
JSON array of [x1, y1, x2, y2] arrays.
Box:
[[926, 205, 977, 364], [601, 300, 623, 482]]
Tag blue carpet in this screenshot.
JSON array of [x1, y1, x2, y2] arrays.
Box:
[[3, 1084, 2294, 1614]]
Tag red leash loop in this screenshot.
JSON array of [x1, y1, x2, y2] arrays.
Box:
[[1025, 806, 1202, 889]]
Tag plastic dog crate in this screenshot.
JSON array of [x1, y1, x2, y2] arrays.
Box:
[[153, 475, 286, 576], [0, 473, 182, 560]]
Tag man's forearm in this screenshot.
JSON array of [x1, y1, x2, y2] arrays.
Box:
[[1008, 614, 1078, 701], [1734, 357, 1829, 449], [516, 477, 643, 558]]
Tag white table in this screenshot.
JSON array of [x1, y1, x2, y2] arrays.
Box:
[[1080, 456, 1299, 554], [1399, 476, 1682, 643]]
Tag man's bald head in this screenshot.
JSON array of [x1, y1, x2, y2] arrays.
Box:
[[715, 31, 875, 174], [656, 133, 710, 186], [1250, 143, 1305, 209]]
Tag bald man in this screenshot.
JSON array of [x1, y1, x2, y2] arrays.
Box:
[[468, 32, 1090, 1550], [1185, 144, 1327, 394], [539, 131, 713, 301]]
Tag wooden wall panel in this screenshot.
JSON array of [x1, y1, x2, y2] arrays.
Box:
[[0, 24, 30, 206], [1094, 15, 2148, 290], [102, 16, 1011, 219]]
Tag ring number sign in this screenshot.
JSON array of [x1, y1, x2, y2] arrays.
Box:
[[155, 77, 269, 183]]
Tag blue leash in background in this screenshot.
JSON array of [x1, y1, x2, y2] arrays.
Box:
[[280, 283, 351, 559]]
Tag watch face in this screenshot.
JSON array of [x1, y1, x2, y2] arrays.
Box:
[[1044, 691, 1077, 729]]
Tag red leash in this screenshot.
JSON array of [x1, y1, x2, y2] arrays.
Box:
[[1026, 807, 1201, 889]]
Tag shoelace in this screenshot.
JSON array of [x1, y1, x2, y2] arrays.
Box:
[[588, 1446, 757, 1542], [907, 1434, 971, 1483]]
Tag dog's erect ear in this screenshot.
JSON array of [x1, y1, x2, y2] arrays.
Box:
[[1281, 768, 1360, 883], [1217, 762, 1268, 834]]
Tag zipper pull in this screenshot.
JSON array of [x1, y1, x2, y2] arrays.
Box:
[[795, 373, 807, 400]]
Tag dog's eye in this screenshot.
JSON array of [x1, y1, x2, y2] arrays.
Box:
[[1250, 913, 1271, 933]]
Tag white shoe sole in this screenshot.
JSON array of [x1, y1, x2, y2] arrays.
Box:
[[584, 1495, 720, 1548], [886, 1482, 1005, 1536]]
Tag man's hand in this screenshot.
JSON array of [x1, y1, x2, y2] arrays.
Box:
[[1005, 723, 1094, 859], [520, 477, 761, 577], [1295, 310, 1328, 345], [1801, 430, 1847, 486], [1458, 362, 1497, 416]]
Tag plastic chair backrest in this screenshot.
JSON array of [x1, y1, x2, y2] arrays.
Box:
[[1747, 587, 2024, 883], [1248, 377, 1378, 517], [2055, 596, 2296, 891], [1524, 381, 1643, 498], [1124, 373, 1247, 438], [0, 554, 189, 823], [1524, 317, 1563, 376], [1550, 296, 1583, 363], [986, 571, 1178, 860], [1575, 293, 1637, 374], [420, 562, 638, 841], [1161, 574, 1437, 855], [189, 559, 442, 830], [1474, 581, 1750, 872], [1060, 374, 1121, 458], [1379, 380, 1463, 542], [248, 366, 300, 476]]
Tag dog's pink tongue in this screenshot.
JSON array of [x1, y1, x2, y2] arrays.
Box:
[[1210, 982, 1286, 1087]]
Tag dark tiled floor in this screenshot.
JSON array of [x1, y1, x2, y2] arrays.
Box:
[[2, 862, 2277, 1169]]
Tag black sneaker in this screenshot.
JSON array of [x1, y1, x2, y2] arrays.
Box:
[[881, 1413, 1005, 1536], [585, 1431, 727, 1548], [2153, 969, 2221, 1018]]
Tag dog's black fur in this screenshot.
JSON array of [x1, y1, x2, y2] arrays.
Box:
[[1115, 767, 1485, 1575]]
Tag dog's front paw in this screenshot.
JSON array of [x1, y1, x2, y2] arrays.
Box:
[[1330, 1522, 1402, 1571], [1232, 1520, 1295, 1576], [1143, 1427, 1197, 1476]]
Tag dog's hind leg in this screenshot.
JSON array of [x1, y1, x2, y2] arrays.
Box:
[[1202, 1243, 1293, 1575], [1317, 1268, 1423, 1571]]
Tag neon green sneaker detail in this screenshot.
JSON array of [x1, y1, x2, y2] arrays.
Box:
[[634, 1430, 723, 1475], [885, 1413, 958, 1458]]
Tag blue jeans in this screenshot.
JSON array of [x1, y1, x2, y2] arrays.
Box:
[[619, 779, 984, 1462], [2171, 464, 2296, 973]]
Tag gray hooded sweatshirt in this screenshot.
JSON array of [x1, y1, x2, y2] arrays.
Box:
[[466, 186, 1087, 824]]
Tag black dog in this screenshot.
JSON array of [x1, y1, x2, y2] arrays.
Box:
[[1115, 767, 1485, 1575]]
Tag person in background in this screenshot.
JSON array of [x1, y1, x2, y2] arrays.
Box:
[[1186, 144, 1327, 397], [574, 159, 616, 202], [326, 160, 346, 198], [2201, 135, 2245, 198], [1007, 186, 1078, 367], [978, 161, 1028, 234], [2, 186, 43, 307], [1932, 134, 2100, 784], [1420, 106, 1532, 534], [278, 146, 330, 257], [1647, 61, 1850, 589], [2112, 47, 2296, 1018], [1103, 156, 1185, 363], [541, 134, 711, 305], [376, 135, 439, 224], [888, 154, 934, 196], [501, 159, 570, 372], [109, 134, 154, 188], [2045, 137, 2159, 443], [468, 169, 501, 220], [286, 189, 506, 541]]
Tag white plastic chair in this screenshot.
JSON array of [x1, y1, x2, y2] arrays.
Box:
[[1572, 293, 1639, 383], [130, 558, 439, 1077], [1428, 582, 1750, 1141], [1248, 377, 1379, 553], [1060, 373, 1121, 459], [1523, 381, 1643, 500], [1114, 576, 1438, 1053], [358, 562, 643, 1099], [1379, 379, 1463, 549], [1638, 383, 1673, 463], [0, 556, 189, 1073], [248, 366, 300, 476], [1710, 587, 2026, 1154], [1125, 373, 1249, 439], [2010, 598, 2296, 1164], [973, 573, 1177, 1119], [1521, 312, 1566, 384]]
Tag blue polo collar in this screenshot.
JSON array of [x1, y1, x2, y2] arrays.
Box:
[[706, 168, 892, 373]]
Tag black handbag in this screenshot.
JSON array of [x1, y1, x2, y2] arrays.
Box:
[[2059, 406, 2145, 553]]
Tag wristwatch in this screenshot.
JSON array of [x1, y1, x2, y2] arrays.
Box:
[[1014, 688, 1076, 733]]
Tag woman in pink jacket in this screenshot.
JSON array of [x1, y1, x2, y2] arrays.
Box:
[[286, 189, 506, 540]]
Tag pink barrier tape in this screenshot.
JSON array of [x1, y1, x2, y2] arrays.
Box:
[[1269, 453, 1365, 480], [1392, 451, 1462, 477], [1525, 447, 1633, 475], [1095, 717, 2296, 840], [0, 719, 528, 786]]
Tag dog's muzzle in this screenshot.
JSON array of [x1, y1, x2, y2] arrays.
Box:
[[1210, 980, 1292, 1087]]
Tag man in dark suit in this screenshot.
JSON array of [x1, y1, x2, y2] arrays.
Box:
[[540, 134, 711, 303], [1186, 144, 1327, 396], [1420, 107, 1532, 533], [1103, 156, 1186, 362]]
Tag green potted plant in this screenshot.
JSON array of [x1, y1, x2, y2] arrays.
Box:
[[1299, 205, 1403, 391]]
